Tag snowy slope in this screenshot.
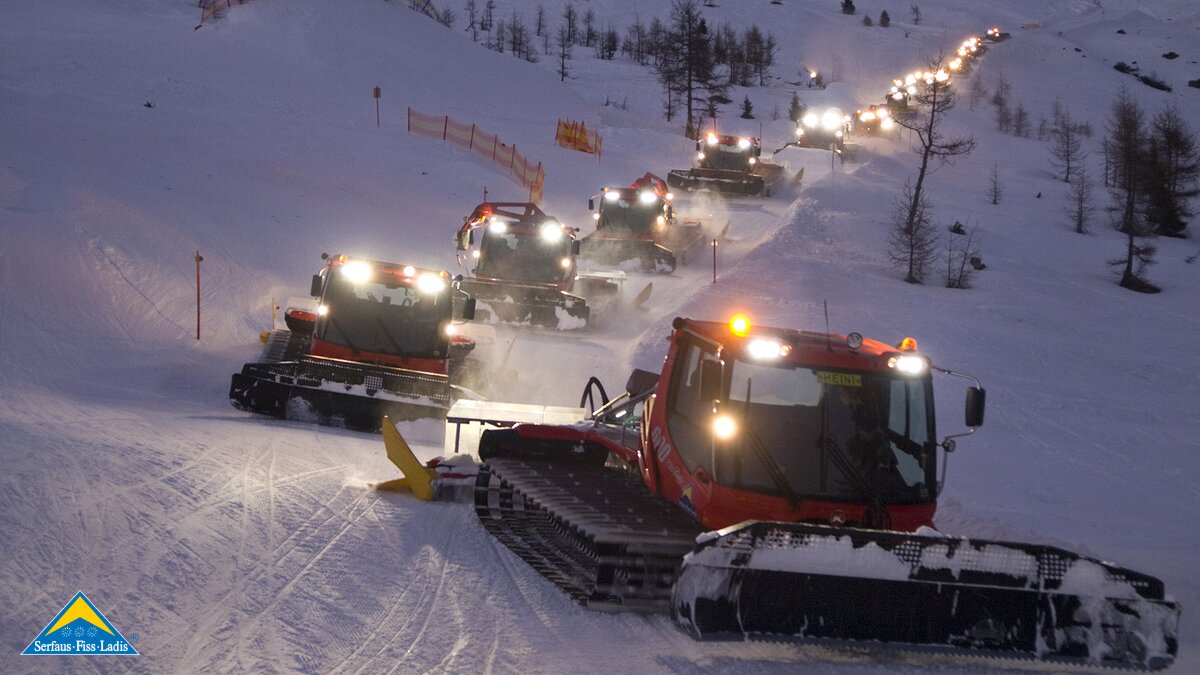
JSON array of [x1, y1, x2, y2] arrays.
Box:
[[1, 0, 1198, 672]]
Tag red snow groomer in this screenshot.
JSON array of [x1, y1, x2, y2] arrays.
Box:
[[452, 315, 1179, 668], [455, 202, 623, 329], [580, 173, 704, 273], [230, 253, 477, 431], [668, 133, 783, 197], [794, 106, 851, 151], [853, 104, 898, 136]]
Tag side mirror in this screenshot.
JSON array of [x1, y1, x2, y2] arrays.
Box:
[[699, 358, 723, 402], [571, 240, 581, 256], [588, 198, 594, 211], [310, 274, 323, 298], [461, 297, 477, 321], [965, 387, 986, 428]]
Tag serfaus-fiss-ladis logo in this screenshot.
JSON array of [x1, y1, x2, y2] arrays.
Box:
[[22, 591, 138, 656]]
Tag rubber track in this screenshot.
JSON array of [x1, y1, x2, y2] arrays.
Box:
[[475, 457, 702, 613]]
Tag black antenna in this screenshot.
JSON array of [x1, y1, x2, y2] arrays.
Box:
[[823, 300, 832, 351]]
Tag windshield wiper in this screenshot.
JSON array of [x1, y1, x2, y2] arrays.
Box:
[[744, 425, 803, 508], [737, 378, 803, 508], [326, 315, 359, 353], [376, 317, 409, 360]]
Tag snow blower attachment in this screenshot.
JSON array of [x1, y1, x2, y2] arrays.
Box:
[[455, 202, 623, 329], [461, 314, 1179, 668], [230, 253, 478, 431], [668, 133, 784, 197], [580, 173, 704, 272]]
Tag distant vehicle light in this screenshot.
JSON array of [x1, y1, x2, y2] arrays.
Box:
[[443, 322, 457, 337], [748, 157, 757, 165], [822, 109, 844, 130], [639, 190, 658, 204], [737, 137, 752, 150], [472, 249, 481, 259], [604, 191, 620, 202], [540, 222, 564, 241], [403, 265, 417, 277], [697, 151, 706, 160], [490, 220, 508, 234], [317, 304, 329, 316], [560, 257, 572, 269], [881, 118, 896, 130], [707, 132, 719, 145], [802, 112, 819, 128]]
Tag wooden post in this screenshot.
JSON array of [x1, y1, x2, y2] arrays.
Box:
[[195, 250, 203, 340], [374, 86, 381, 127], [712, 238, 717, 284]]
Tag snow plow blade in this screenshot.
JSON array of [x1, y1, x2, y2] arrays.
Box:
[[459, 278, 589, 329], [673, 521, 1180, 670], [376, 415, 439, 500], [667, 168, 765, 196], [229, 355, 452, 431], [578, 234, 676, 273]]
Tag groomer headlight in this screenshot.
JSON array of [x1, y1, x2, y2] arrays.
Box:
[[416, 273, 447, 294], [339, 261, 373, 284], [888, 354, 927, 376], [639, 190, 658, 204], [540, 222, 564, 241], [747, 338, 790, 360], [713, 414, 737, 440]]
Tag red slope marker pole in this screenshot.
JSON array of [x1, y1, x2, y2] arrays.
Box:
[[195, 250, 203, 340], [712, 238, 717, 284]]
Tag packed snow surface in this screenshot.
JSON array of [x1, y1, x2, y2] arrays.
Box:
[[2, 0, 1198, 672]]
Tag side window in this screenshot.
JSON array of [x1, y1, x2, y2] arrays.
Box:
[[887, 379, 931, 487], [667, 341, 716, 472]]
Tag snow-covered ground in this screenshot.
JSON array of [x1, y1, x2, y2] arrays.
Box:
[[2, 0, 1198, 672]]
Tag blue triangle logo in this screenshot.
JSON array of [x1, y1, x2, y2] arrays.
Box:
[[22, 591, 138, 656]]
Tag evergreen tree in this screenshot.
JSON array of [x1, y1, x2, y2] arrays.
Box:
[[879, 11, 890, 27], [841, 0, 856, 16], [562, 4, 577, 46], [1048, 107, 1086, 182], [1143, 104, 1199, 237], [1104, 88, 1158, 292], [740, 96, 754, 119], [788, 91, 804, 123], [1065, 164, 1094, 234], [656, 0, 722, 138], [556, 25, 572, 81], [863, 15, 873, 27]]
